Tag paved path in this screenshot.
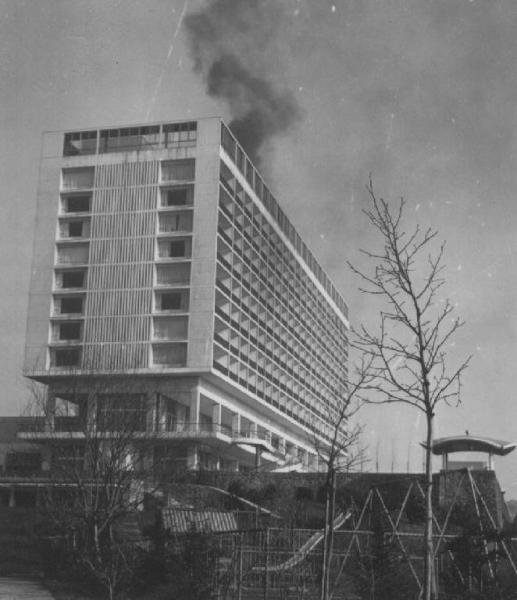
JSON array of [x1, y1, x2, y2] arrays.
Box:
[[0, 578, 54, 599]]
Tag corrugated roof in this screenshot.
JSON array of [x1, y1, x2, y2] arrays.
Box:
[[163, 509, 238, 534]]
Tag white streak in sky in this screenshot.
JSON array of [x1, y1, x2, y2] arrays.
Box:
[[146, 0, 190, 121]]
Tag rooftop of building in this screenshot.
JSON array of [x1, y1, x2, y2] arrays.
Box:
[[431, 435, 517, 456]]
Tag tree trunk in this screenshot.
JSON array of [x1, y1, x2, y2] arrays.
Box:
[[321, 466, 336, 600], [423, 412, 435, 600]]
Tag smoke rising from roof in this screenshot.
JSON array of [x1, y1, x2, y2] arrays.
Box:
[[185, 0, 301, 165]]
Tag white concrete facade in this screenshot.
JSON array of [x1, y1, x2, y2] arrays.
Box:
[[22, 117, 349, 473]]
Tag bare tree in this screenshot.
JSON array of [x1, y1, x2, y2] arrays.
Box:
[[349, 181, 470, 600], [26, 378, 157, 600], [310, 359, 371, 600]]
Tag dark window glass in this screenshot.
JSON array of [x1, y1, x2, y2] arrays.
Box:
[[61, 297, 83, 313], [161, 293, 182, 310], [5, 452, 41, 475], [169, 240, 186, 258], [59, 322, 81, 340], [55, 348, 80, 367], [167, 188, 187, 206], [68, 222, 83, 237], [67, 196, 90, 213], [161, 159, 195, 181], [63, 131, 97, 156], [62, 271, 85, 288]]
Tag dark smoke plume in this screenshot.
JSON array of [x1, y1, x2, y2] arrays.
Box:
[[185, 0, 302, 165]]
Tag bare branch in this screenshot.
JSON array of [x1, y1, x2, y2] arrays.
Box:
[[351, 180, 470, 600]]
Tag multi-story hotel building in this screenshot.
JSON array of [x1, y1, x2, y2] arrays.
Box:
[[21, 117, 349, 473]]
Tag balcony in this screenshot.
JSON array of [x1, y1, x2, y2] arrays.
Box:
[[161, 420, 233, 439], [231, 429, 276, 454]]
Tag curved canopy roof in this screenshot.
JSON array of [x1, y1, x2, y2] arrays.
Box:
[[431, 436, 516, 456]]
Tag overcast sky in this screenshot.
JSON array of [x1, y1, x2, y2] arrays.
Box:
[[1, 0, 517, 493]]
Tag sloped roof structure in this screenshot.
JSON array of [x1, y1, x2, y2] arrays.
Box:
[[431, 435, 516, 456]]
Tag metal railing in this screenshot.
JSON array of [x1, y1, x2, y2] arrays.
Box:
[[19, 418, 235, 438], [232, 430, 272, 444], [163, 421, 233, 437]]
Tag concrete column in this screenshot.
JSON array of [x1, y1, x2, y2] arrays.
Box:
[[232, 413, 241, 436], [86, 394, 98, 434], [146, 393, 156, 433], [41, 446, 52, 472], [142, 446, 154, 472], [302, 450, 309, 469], [44, 392, 56, 433], [157, 394, 167, 432], [190, 387, 201, 430], [177, 403, 188, 431], [187, 445, 199, 470], [212, 403, 222, 432], [278, 438, 286, 455]]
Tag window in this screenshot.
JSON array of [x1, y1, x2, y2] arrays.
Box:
[[159, 292, 186, 311], [161, 159, 195, 182], [61, 167, 94, 190], [163, 121, 197, 148], [153, 317, 188, 339], [99, 126, 160, 153], [162, 187, 192, 207], [59, 322, 81, 340], [152, 343, 187, 367], [53, 445, 84, 470], [60, 297, 83, 314], [97, 395, 147, 432], [158, 212, 192, 232], [56, 243, 89, 265], [65, 195, 91, 213], [155, 264, 191, 286], [63, 130, 97, 156], [5, 452, 41, 475], [219, 161, 235, 193], [61, 271, 85, 288], [158, 238, 190, 259], [54, 348, 81, 367], [68, 221, 83, 237], [169, 240, 186, 258], [221, 123, 236, 159]]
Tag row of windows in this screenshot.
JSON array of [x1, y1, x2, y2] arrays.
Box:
[[54, 267, 191, 296], [214, 286, 343, 418], [60, 160, 195, 194], [216, 257, 347, 388], [220, 125, 348, 319], [50, 161, 196, 369], [217, 233, 347, 375], [213, 343, 331, 443], [216, 201, 348, 376], [55, 237, 192, 268], [218, 179, 348, 348], [63, 121, 198, 156], [59, 187, 193, 218], [52, 288, 188, 316], [49, 341, 188, 369], [50, 313, 188, 344], [58, 209, 192, 241]]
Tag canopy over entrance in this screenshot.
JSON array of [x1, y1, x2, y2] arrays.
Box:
[[431, 435, 516, 471]]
